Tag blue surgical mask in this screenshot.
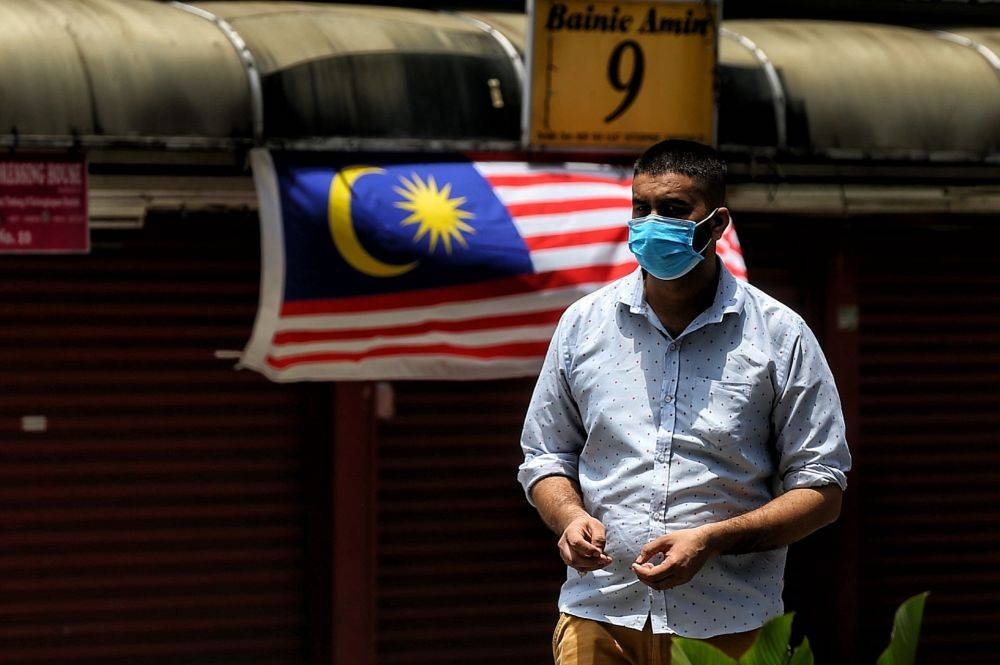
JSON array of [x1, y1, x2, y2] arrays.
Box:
[[627, 209, 718, 281]]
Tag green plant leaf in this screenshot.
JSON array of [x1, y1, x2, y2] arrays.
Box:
[[671, 636, 739, 665], [788, 637, 814, 665], [738, 613, 795, 665], [877, 592, 930, 665]]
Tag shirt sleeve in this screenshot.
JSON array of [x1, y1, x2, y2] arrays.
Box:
[[772, 321, 853, 493], [517, 315, 586, 506]]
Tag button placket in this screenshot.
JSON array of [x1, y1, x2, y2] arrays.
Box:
[[651, 342, 681, 533], [653, 341, 684, 630], [661, 343, 682, 515]]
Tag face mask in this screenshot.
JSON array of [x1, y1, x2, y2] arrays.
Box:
[[627, 209, 717, 281]]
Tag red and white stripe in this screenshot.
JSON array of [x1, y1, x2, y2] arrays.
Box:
[[243, 156, 746, 381], [717, 223, 747, 281]]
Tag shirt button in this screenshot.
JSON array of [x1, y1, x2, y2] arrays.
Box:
[[664, 395, 674, 404], [668, 343, 677, 351]]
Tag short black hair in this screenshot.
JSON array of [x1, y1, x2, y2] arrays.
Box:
[[634, 139, 726, 209]]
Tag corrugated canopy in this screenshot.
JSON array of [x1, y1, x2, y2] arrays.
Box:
[[0, 0, 252, 141], [717, 20, 1000, 158], [195, 1, 521, 141], [2, 2, 999, 160]]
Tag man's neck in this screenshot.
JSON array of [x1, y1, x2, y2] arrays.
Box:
[[643, 256, 721, 338]]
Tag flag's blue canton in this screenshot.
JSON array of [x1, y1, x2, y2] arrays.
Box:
[[277, 159, 533, 301]]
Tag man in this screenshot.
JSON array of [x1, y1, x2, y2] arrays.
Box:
[[518, 139, 851, 663]]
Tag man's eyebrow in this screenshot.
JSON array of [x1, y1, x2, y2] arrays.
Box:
[[632, 195, 690, 203], [653, 196, 693, 208]]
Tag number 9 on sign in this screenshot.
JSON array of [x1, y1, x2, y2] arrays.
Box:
[[604, 40, 645, 123]]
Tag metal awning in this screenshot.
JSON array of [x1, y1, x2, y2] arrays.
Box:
[[195, 2, 522, 143], [0, 0, 253, 146], [717, 20, 1000, 160], [1, 3, 999, 161]]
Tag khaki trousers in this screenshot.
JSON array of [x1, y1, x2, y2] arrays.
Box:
[[552, 613, 759, 665]]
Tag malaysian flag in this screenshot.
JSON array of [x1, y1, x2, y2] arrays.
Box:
[[240, 150, 747, 381]]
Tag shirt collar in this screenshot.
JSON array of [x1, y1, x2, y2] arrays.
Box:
[[617, 263, 746, 324], [712, 263, 746, 322], [617, 267, 647, 314]]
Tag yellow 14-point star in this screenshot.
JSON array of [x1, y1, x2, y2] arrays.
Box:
[[394, 173, 475, 254]]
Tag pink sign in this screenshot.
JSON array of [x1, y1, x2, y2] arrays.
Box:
[[0, 155, 88, 253]]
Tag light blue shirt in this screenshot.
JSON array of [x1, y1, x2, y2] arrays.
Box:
[[518, 266, 851, 638]]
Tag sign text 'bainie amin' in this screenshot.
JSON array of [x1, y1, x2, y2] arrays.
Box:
[[526, 0, 718, 150]]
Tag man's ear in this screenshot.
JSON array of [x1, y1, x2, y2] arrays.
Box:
[[711, 207, 731, 241]]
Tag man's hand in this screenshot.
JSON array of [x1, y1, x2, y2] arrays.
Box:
[[529, 476, 613, 573], [631, 527, 715, 590], [558, 515, 613, 573]]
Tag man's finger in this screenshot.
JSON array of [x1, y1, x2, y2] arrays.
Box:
[[558, 538, 575, 566], [631, 559, 674, 582], [561, 533, 612, 568], [561, 547, 611, 572], [635, 537, 671, 564], [576, 558, 611, 573], [589, 521, 607, 551], [567, 532, 605, 559]]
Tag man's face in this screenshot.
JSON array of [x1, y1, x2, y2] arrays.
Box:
[[631, 171, 729, 247], [631, 171, 709, 220]]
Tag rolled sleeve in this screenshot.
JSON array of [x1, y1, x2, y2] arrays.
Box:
[[772, 323, 852, 493], [518, 316, 585, 506], [783, 463, 848, 492]]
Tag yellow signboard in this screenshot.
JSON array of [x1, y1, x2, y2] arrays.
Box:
[[526, 0, 718, 150]]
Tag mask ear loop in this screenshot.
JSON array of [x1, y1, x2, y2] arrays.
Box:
[[692, 208, 720, 255]]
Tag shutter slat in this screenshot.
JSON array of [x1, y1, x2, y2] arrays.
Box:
[[859, 219, 1000, 664], [377, 380, 563, 665], [0, 212, 308, 665]]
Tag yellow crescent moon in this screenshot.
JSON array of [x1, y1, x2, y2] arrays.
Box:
[[328, 165, 419, 278]]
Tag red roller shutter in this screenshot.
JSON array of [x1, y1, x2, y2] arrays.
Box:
[[858, 217, 1000, 664], [0, 211, 309, 665], [376, 379, 564, 665]]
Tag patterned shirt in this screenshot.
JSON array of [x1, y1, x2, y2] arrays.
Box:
[[518, 266, 851, 638]]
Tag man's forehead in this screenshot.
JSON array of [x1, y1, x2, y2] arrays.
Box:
[[631, 171, 701, 200]]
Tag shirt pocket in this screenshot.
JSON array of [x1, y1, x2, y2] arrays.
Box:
[[689, 378, 758, 449]]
